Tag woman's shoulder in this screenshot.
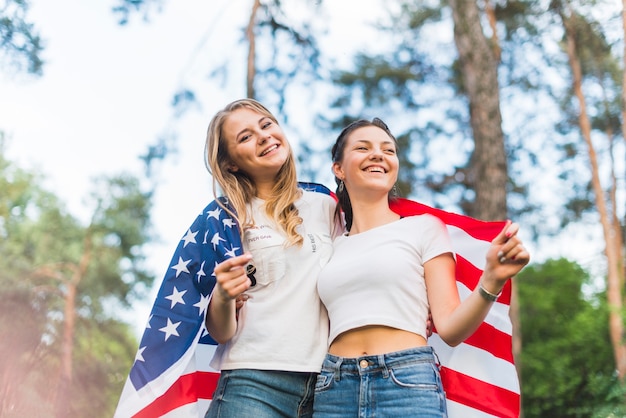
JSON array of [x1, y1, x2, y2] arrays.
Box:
[[401, 212, 442, 224], [399, 213, 447, 232], [299, 184, 336, 205]]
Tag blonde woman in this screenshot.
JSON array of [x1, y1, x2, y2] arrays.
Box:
[[203, 99, 339, 418]]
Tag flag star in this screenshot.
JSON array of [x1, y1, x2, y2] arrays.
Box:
[[224, 244, 240, 258], [207, 207, 222, 221], [146, 314, 153, 329], [203, 230, 209, 244], [135, 346, 146, 362], [211, 232, 226, 250], [181, 229, 198, 247], [194, 294, 210, 316], [223, 218, 236, 228], [159, 318, 181, 341], [171, 257, 191, 277], [165, 286, 187, 308], [197, 261, 207, 283]]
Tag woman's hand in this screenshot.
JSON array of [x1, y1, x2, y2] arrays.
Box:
[[482, 220, 530, 293], [213, 253, 254, 303], [206, 253, 254, 343]]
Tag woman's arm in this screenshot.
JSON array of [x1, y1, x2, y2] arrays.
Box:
[[426, 220, 529, 346], [205, 253, 253, 344]]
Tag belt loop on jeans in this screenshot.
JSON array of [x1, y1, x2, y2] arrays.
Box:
[[333, 357, 343, 382], [378, 354, 389, 378], [433, 350, 442, 370]]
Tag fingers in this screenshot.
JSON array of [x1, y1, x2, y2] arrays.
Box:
[[235, 294, 251, 310], [494, 222, 528, 264], [214, 253, 253, 300], [492, 220, 515, 245], [499, 241, 530, 265], [215, 253, 253, 274]]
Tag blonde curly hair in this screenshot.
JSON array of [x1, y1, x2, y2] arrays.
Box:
[[205, 99, 303, 247]]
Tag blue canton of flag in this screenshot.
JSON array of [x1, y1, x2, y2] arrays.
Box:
[[115, 197, 244, 417]]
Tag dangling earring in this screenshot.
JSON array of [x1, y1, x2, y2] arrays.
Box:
[[391, 184, 398, 197], [338, 180, 344, 193]]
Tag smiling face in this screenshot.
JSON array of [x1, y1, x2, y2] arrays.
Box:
[[333, 125, 399, 198], [221, 106, 291, 188]]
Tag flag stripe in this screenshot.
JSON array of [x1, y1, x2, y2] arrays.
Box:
[[135, 372, 219, 418], [390, 199, 503, 242], [463, 322, 514, 363], [446, 400, 501, 418], [430, 335, 519, 393], [441, 367, 520, 418], [455, 256, 512, 305]]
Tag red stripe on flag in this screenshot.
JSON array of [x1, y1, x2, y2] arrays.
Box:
[[390, 198, 504, 242], [454, 256, 514, 362], [456, 256, 512, 304], [134, 371, 219, 418], [464, 322, 514, 363], [441, 367, 520, 418]]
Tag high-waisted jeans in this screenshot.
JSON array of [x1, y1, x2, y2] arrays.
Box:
[[205, 369, 316, 418], [313, 346, 447, 417]]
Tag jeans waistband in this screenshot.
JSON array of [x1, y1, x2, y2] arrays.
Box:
[[322, 346, 438, 375]]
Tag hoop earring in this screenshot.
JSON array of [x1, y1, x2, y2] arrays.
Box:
[[338, 180, 344, 193]]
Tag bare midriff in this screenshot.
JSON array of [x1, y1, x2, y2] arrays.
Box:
[[328, 325, 427, 357]]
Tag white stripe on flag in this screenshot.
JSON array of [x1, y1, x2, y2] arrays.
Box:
[[448, 225, 491, 269], [446, 399, 501, 418], [114, 332, 203, 418], [457, 284, 513, 334], [191, 342, 219, 373], [430, 334, 520, 393]]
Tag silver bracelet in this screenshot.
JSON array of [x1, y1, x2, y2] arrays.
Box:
[[478, 284, 502, 302]]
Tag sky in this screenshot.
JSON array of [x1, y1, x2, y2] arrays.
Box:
[[1, 0, 608, 334]]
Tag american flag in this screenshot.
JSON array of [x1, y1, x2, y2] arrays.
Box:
[[114, 186, 519, 418], [390, 198, 519, 418]]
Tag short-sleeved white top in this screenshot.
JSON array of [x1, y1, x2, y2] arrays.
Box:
[[210, 189, 338, 372], [317, 215, 453, 344]]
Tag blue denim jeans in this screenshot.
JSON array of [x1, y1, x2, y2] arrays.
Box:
[[205, 369, 316, 418], [313, 346, 447, 417]]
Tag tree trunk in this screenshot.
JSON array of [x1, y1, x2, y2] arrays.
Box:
[[54, 232, 93, 417], [484, 0, 501, 63], [560, 4, 626, 380], [449, 0, 508, 222], [621, 0, 626, 287], [246, 0, 261, 99], [54, 282, 76, 418], [448, 1, 522, 414]]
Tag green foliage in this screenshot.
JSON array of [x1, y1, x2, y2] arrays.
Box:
[[69, 317, 138, 418], [0, 141, 153, 416], [517, 258, 622, 417], [0, 0, 44, 75], [0, 287, 52, 415]]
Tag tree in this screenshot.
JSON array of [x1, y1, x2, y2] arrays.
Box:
[[517, 258, 624, 416], [549, 0, 626, 381], [448, 0, 507, 221], [0, 140, 154, 417], [0, 0, 44, 75]]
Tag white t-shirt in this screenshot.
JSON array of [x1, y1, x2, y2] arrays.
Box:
[[317, 215, 453, 344], [210, 189, 338, 372]]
